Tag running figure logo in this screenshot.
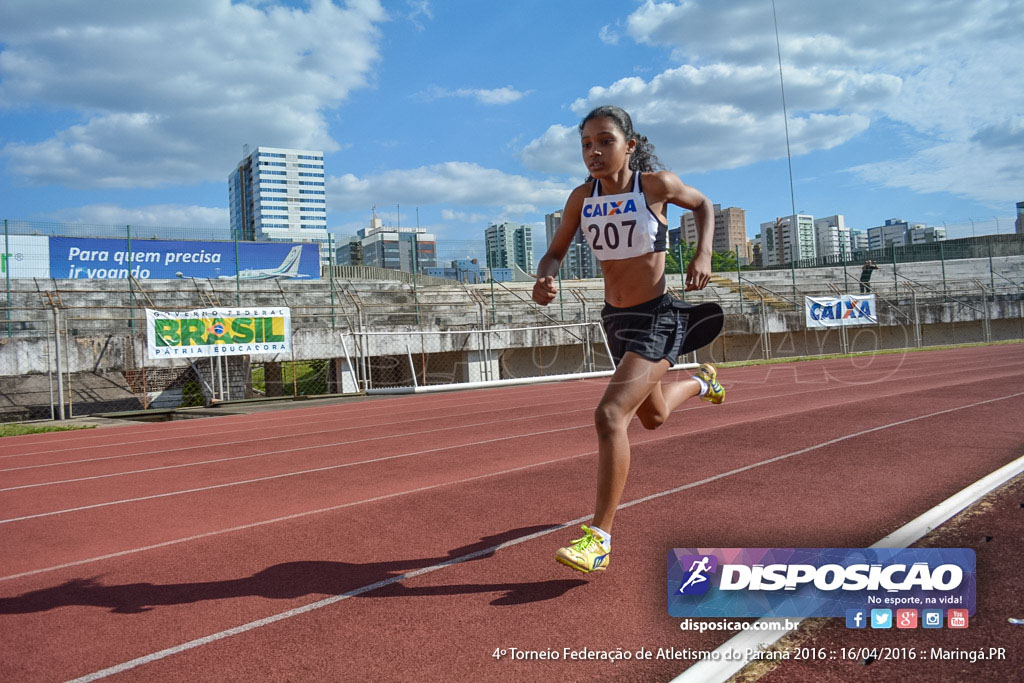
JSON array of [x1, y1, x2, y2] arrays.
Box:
[[677, 554, 718, 595]]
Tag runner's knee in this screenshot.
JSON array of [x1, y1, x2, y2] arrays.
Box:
[[637, 407, 666, 430], [594, 402, 629, 436]]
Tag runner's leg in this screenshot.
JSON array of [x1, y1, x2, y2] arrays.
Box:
[[635, 376, 703, 430], [592, 352, 671, 532]]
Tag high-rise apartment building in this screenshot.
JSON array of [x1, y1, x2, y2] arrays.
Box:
[[758, 214, 815, 266], [544, 210, 600, 279], [678, 204, 747, 254], [228, 145, 330, 264], [485, 222, 533, 274], [813, 215, 850, 259], [850, 229, 868, 253]]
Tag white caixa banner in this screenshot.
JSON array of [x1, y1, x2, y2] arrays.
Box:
[[805, 295, 877, 329]]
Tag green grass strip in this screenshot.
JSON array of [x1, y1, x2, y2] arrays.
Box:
[[716, 338, 1023, 369], [0, 423, 97, 438]]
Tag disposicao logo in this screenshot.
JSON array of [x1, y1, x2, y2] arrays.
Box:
[[667, 548, 975, 618], [676, 555, 718, 595]]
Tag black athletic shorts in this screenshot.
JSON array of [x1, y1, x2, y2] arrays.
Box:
[[601, 294, 723, 366]]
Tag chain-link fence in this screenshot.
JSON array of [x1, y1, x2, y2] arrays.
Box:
[[2, 215, 1022, 421], [3, 272, 1021, 422]]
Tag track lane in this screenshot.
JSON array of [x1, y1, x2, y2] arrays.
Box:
[[0, 345, 1021, 681], [5, 387, 1019, 681], [2, 351, 1022, 580]]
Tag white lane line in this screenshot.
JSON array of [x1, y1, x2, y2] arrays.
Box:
[[670, 452, 1024, 683], [7, 351, 1009, 460], [0, 425, 587, 525], [0, 453, 593, 583], [0, 392, 607, 474], [61, 391, 1024, 682], [13, 388, 1021, 583], [0, 383, 610, 461], [10, 358, 1019, 482], [6, 370, 1020, 520]]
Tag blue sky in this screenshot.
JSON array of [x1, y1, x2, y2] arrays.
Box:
[[1, 0, 1022, 261]]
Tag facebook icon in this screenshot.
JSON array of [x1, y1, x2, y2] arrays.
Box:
[[845, 609, 867, 629]]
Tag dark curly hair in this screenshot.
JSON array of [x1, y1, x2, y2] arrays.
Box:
[[579, 105, 663, 179]]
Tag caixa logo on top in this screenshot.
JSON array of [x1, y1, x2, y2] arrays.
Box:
[[667, 548, 975, 618], [805, 295, 877, 329]]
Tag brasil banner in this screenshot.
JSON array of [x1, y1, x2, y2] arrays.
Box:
[[805, 294, 877, 329], [146, 307, 291, 359]]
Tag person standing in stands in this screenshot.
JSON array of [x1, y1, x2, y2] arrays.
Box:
[[860, 260, 879, 293]]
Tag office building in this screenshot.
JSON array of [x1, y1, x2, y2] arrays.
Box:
[[907, 225, 946, 244], [678, 204, 747, 255], [357, 213, 436, 272], [544, 210, 600, 280], [485, 222, 533, 274], [334, 235, 362, 266], [1015, 201, 1023, 234], [423, 258, 489, 284], [866, 218, 926, 250], [228, 145, 330, 264]]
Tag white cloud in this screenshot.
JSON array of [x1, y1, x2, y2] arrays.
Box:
[[0, 0, 387, 188], [42, 203, 229, 230], [615, 0, 1024, 205], [523, 1, 1024, 207], [850, 140, 1024, 206], [405, 0, 432, 30], [598, 24, 621, 46], [522, 63, 882, 176], [327, 162, 571, 212], [441, 209, 490, 223], [415, 85, 529, 105]]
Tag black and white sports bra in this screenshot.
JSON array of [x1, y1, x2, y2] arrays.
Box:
[[580, 172, 668, 261]]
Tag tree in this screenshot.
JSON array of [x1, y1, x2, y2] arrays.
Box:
[[670, 241, 735, 273], [711, 249, 737, 272]]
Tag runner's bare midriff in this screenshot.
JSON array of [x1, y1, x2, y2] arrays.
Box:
[[600, 251, 667, 307]]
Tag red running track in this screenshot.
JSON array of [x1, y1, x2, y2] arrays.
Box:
[[1, 345, 1022, 682]]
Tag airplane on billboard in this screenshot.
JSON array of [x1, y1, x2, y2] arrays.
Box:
[[215, 245, 310, 281]]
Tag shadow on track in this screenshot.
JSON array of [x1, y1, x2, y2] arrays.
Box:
[[0, 525, 587, 614]]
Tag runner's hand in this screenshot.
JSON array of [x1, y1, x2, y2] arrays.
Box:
[[685, 254, 712, 291], [532, 276, 557, 305]]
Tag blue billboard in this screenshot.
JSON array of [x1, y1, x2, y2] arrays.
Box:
[[49, 237, 320, 281]]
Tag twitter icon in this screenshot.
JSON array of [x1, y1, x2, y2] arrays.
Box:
[[870, 609, 893, 629]]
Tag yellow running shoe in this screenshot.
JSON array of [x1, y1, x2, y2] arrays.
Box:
[[555, 526, 610, 573], [697, 363, 725, 404]]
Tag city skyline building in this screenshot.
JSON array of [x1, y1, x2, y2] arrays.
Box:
[[1016, 201, 1023, 234], [544, 210, 600, 280], [866, 218, 947, 250], [333, 235, 362, 266], [758, 214, 815, 266], [678, 204, 747, 255], [228, 145, 330, 265], [813, 214, 849, 260], [357, 212, 436, 272], [866, 218, 926, 250], [485, 221, 534, 274]]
